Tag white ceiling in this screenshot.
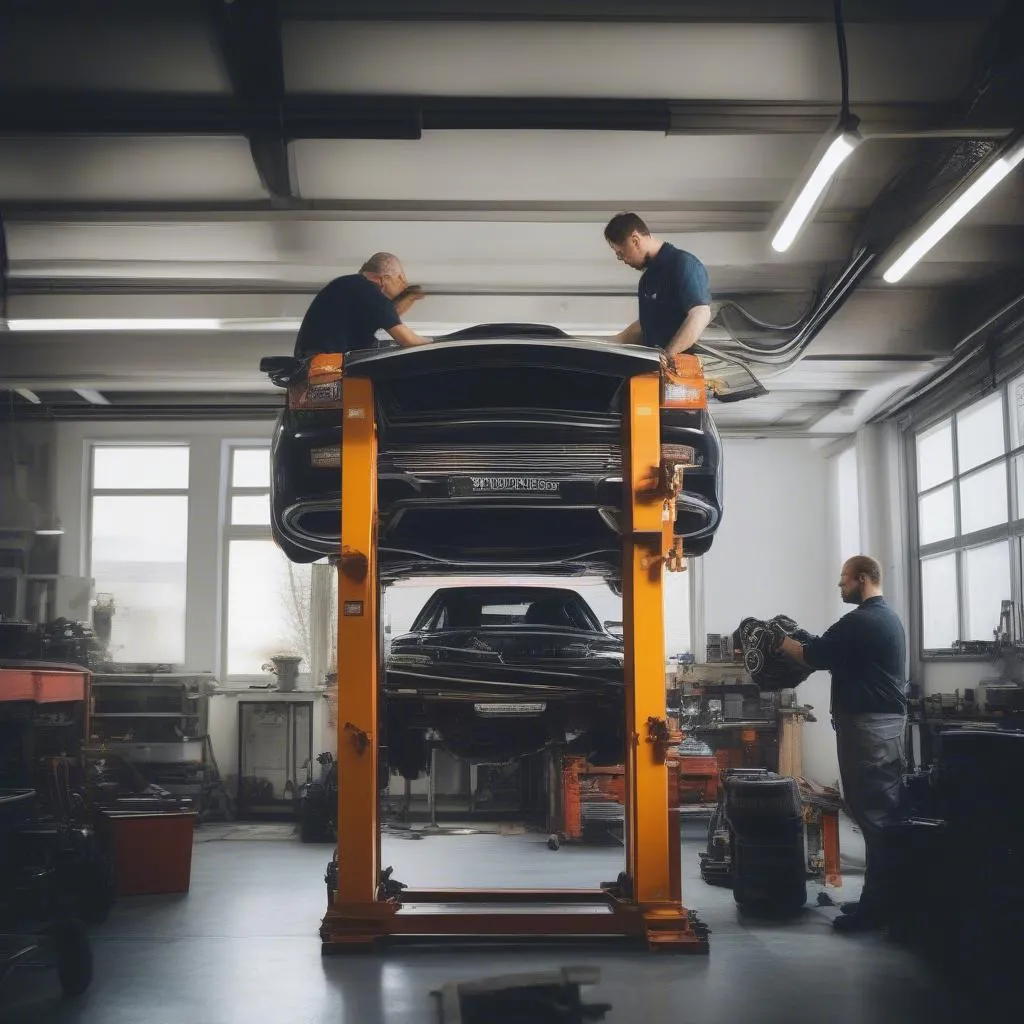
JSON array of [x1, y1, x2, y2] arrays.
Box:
[[1, 2, 1022, 433]]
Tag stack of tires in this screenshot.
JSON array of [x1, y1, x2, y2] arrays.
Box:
[[722, 770, 806, 916]]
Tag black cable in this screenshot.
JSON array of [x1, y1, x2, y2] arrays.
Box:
[[833, 0, 850, 121], [0, 209, 8, 324]]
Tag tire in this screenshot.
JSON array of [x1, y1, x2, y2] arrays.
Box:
[[271, 515, 321, 564], [52, 919, 93, 997], [547, 835, 560, 851]]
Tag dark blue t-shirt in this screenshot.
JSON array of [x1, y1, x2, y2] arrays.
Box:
[[294, 274, 401, 358], [802, 596, 908, 716], [637, 243, 712, 349]]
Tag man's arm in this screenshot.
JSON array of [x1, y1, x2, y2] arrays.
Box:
[[664, 304, 712, 356], [613, 320, 643, 346], [778, 635, 808, 665], [387, 322, 433, 348]]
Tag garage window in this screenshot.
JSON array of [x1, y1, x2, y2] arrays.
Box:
[[88, 444, 190, 664], [914, 388, 1016, 653], [223, 446, 313, 677]]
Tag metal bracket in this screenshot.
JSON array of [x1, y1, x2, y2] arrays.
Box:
[[339, 546, 368, 581], [343, 722, 370, 756]]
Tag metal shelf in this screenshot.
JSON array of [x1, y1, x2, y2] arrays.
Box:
[[91, 712, 200, 719]]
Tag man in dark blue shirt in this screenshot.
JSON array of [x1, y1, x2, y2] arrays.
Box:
[[604, 212, 712, 355], [774, 555, 908, 933], [294, 252, 433, 358]]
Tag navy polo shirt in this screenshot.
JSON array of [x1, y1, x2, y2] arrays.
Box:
[[802, 597, 908, 716], [294, 274, 401, 358], [637, 243, 712, 350]]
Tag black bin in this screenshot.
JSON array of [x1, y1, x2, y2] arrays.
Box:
[[723, 772, 806, 915]]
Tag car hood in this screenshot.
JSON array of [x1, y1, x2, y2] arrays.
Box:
[[346, 337, 660, 381]]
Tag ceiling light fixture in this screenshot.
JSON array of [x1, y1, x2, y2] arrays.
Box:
[[882, 136, 1024, 284], [771, 120, 861, 253], [770, 0, 858, 255], [6, 318, 222, 332], [74, 388, 111, 405]]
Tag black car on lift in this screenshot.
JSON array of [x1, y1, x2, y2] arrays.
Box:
[[383, 585, 625, 778], [260, 324, 743, 579]]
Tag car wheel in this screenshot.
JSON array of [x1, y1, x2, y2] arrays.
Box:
[[683, 535, 714, 557], [271, 516, 322, 564], [52, 919, 93, 997]]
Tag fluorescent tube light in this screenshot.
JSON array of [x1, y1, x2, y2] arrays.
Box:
[[14, 388, 41, 404], [74, 388, 111, 405], [883, 140, 1024, 283], [771, 128, 860, 253], [7, 318, 222, 331]]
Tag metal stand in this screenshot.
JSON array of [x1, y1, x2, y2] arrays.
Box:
[[320, 372, 709, 952]]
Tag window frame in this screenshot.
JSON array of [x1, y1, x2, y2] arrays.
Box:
[[910, 383, 1020, 659]]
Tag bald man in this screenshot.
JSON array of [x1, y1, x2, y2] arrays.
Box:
[[294, 252, 432, 358], [774, 555, 907, 933]]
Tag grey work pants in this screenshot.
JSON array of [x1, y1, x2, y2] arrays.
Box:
[[834, 712, 907, 917]]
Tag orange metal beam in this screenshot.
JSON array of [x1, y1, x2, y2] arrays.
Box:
[[332, 376, 380, 907], [622, 372, 671, 905]]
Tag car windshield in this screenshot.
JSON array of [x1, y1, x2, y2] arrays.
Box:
[[412, 588, 602, 632]]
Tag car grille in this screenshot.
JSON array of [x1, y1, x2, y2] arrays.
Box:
[[382, 443, 622, 477]]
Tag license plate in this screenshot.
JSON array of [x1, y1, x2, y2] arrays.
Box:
[[449, 476, 563, 497]]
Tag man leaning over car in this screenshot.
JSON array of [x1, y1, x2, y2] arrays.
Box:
[[605, 212, 712, 357], [294, 252, 433, 358]]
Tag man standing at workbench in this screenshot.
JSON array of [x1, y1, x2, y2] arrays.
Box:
[[772, 555, 908, 933], [604, 212, 712, 356]]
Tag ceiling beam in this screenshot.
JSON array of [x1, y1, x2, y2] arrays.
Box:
[[204, 0, 292, 199], [2, 93, 1011, 139], [9, 0, 1004, 23], [280, 0, 1001, 23]]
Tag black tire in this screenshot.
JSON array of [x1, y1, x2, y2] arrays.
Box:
[[77, 856, 116, 925], [547, 835, 560, 851], [52, 919, 93, 997], [271, 515, 321, 564]]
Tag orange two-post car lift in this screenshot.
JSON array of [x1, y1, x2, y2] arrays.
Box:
[[320, 368, 710, 952]]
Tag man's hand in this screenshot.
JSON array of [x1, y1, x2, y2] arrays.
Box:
[[396, 285, 425, 303], [393, 285, 426, 316]]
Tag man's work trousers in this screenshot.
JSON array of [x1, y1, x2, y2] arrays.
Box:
[[834, 712, 906, 918]]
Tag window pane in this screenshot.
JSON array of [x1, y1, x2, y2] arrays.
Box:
[[93, 446, 189, 490], [1010, 374, 1024, 449], [1014, 454, 1024, 521], [90, 495, 188, 663], [918, 484, 955, 545], [963, 542, 1011, 641], [232, 448, 270, 488], [916, 420, 953, 492], [921, 553, 958, 650], [226, 539, 312, 675], [231, 494, 271, 526], [959, 463, 1008, 535], [957, 393, 1004, 473]]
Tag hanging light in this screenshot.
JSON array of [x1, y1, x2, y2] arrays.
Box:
[[882, 135, 1024, 284]]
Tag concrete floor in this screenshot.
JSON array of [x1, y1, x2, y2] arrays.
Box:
[[0, 819, 975, 1024]]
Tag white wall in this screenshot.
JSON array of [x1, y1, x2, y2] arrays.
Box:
[[704, 438, 838, 786]]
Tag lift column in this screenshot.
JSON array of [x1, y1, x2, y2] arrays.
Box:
[[621, 372, 707, 949], [321, 375, 396, 948]]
